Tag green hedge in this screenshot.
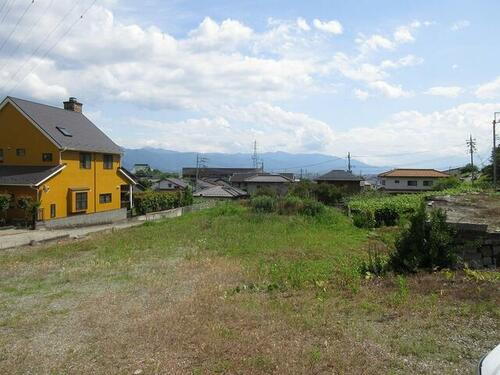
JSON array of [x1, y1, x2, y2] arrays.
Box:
[[134, 190, 193, 215]]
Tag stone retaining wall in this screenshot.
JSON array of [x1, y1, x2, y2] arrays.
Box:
[[452, 223, 500, 269]]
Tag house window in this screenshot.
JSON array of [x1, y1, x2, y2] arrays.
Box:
[[50, 204, 56, 218], [99, 193, 112, 204], [407, 180, 418, 187], [75, 192, 88, 210], [16, 148, 25, 156], [423, 180, 433, 187], [80, 153, 92, 169], [0, 148, 3, 162], [381, 179, 386, 186], [103, 154, 113, 169], [42, 153, 53, 162], [395, 180, 400, 184]]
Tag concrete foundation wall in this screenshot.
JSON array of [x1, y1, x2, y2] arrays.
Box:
[[42, 208, 127, 229]]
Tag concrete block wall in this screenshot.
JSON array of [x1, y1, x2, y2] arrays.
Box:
[[42, 208, 127, 229]]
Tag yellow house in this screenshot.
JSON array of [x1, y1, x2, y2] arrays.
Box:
[[0, 96, 137, 226]]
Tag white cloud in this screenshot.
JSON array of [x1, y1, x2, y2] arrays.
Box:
[[296, 17, 311, 31], [356, 34, 394, 52], [186, 17, 253, 50], [451, 20, 470, 31], [475, 76, 500, 99], [353, 89, 370, 100], [313, 19, 343, 34], [380, 55, 424, 69], [425, 86, 464, 98], [368, 81, 412, 98]]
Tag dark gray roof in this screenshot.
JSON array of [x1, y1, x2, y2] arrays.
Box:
[[193, 185, 248, 198], [182, 167, 260, 178], [230, 173, 292, 183], [316, 170, 363, 182], [118, 167, 138, 185], [0, 165, 65, 186], [153, 178, 188, 190], [7, 97, 122, 154]]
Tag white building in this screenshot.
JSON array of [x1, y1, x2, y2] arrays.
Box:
[[378, 169, 450, 193]]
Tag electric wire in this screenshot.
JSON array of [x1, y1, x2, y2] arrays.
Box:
[[0, 0, 35, 55], [6, 0, 98, 95], [0, 1, 83, 93], [0, 0, 54, 73]]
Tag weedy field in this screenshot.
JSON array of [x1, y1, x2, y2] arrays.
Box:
[[0, 203, 498, 374]]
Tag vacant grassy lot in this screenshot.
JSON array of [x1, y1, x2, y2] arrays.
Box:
[[0, 204, 498, 374]]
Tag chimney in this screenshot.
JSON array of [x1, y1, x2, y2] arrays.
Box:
[[63, 97, 82, 113]]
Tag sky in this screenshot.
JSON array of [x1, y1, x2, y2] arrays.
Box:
[[1, 0, 500, 169]]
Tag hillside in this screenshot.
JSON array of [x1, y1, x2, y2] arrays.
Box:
[[123, 148, 384, 175]]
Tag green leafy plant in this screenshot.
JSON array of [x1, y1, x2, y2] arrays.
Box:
[[250, 195, 276, 213], [299, 199, 326, 217], [313, 183, 344, 206], [0, 194, 10, 226], [432, 176, 461, 191], [133, 191, 182, 214], [390, 203, 457, 273]]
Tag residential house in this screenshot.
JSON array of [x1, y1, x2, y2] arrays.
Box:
[[315, 170, 363, 193], [152, 177, 188, 192], [193, 185, 248, 199], [230, 173, 293, 196], [378, 169, 450, 193], [0, 96, 137, 226], [182, 167, 260, 183]]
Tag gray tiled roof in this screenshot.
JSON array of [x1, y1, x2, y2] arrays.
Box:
[[0, 165, 65, 186], [7, 97, 122, 154], [316, 170, 363, 182], [230, 173, 292, 183], [153, 178, 188, 190], [193, 185, 248, 198]]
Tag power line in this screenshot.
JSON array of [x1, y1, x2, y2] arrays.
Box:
[[0, 0, 35, 55], [0, 0, 14, 26], [0, 0, 10, 19], [0, 1, 83, 93], [0, 0, 54, 73], [6, 0, 99, 95]]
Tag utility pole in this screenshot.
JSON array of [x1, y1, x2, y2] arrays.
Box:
[[493, 113, 500, 189], [466, 134, 477, 179], [347, 152, 352, 173]]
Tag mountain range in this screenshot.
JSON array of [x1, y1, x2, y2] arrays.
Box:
[[122, 148, 386, 176]]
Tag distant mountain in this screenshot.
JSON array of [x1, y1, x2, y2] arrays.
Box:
[[122, 148, 385, 175]]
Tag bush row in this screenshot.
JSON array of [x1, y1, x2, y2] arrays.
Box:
[[250, 195, 326, 217], [133, 190, 193, 215]]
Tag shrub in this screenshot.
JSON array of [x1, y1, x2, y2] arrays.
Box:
[[253, 187, 277, 198], [390, 202, 457, 273], [313, 183, 344, 206], [181, 188, 194, 206], [134, 191, 181, 214], [432, 176, 461, 191], [278, 195, 303, 215], [352, 211, 376, 228], [300, 199, 326, 217], [251, 196, 276, 213], [288, 180, 314, 199], [0, 194, 9, 225], [374, 207, 399, 227]]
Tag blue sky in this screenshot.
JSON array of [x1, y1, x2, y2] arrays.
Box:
[[1, 0, 500, 168]]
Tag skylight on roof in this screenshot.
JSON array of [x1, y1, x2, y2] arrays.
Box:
[[56, 126, 72, 137]]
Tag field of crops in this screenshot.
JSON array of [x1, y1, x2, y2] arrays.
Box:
[[348, 184, 482, 220]]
